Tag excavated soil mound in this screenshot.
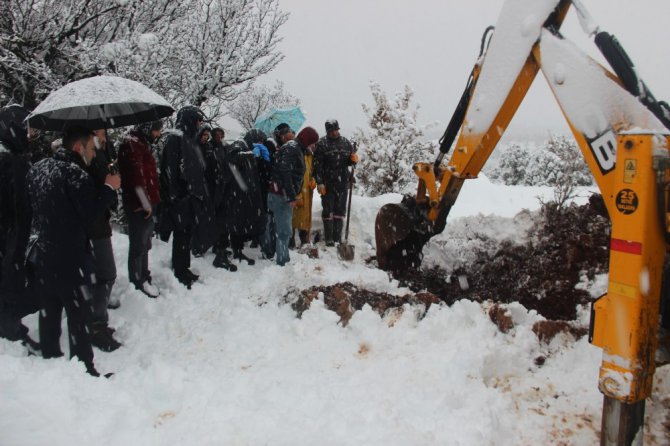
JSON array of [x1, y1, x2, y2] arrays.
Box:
[[396, 195, 611, 321]]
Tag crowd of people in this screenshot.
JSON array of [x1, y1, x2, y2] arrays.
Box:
[[0, 103, 358, 376]]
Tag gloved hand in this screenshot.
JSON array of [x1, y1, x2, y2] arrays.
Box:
[[308, 178, 317, 190], [252, 143, 271, 162], [350, 153, 359, 163], [317, 184, 326, 196]]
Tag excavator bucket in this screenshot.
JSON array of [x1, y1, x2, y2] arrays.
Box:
[[375, 197, 433, 272]]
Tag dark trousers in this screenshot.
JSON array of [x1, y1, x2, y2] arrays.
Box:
[[259, 212, 276, 258], [127, 208, 155, 285], [213, 229, 230, 255], [38, 280, 94, 367], [172, 226, 192, 273], [91, 237, 116, 324], [321, 184, 348, 220], [230, 234, 246, 251]]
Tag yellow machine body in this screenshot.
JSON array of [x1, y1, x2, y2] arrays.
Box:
[[374, 1, 670, 424]]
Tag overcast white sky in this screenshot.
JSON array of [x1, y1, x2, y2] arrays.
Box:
[[228, 1, 670, 142]]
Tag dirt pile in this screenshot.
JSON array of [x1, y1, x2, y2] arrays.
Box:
[[288, 282, 440, 326]]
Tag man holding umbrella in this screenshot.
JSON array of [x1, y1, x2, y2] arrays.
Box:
[[26, 126, 121, 376]]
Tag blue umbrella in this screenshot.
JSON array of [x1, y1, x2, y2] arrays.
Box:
[[254, 106, 305, 135]]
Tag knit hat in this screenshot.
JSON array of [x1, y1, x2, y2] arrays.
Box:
[[296, 126, 319, 147]]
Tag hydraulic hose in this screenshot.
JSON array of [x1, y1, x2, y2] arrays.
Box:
[[434, 26, 494, 170]]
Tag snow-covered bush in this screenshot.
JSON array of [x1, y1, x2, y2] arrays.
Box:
[[354, 82, 433, 196], [488, 142, 532, 185], [488, 135, 594, 193]]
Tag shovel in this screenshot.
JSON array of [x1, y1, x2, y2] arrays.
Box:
[[337, 165, 355, 261]]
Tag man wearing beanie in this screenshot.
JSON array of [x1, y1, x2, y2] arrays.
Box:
[[313, 119, 358, 246], [264, 126, 319, 266]]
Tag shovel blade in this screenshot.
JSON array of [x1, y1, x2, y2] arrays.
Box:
[[337, 243, 355, 261]]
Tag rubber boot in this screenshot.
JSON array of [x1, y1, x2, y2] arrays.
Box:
[[175, 269, 197, 289], [324, 220, 334, 247], [213, 252, 238, 272], [333, 219, 344, 244], [288, 229, 296, 250], [233, 249, 255, 266], [89, 322, 122, 352]]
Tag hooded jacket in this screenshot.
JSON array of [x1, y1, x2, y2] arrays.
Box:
[[158, 106, 209, 232], [0, 105, 34, 313]]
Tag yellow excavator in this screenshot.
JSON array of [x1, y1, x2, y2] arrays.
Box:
[[374, 0, 670, 444]]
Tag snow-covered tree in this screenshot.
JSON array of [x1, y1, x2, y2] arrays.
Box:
[[1, 0, 288, 121], [226, 81, 300, 131], [354, 82, 433, 196], [1, 0, 126, 108]]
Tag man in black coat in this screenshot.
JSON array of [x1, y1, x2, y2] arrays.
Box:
[[264, 126, 318, 266], [313, 119, 358, 246], [158, 106, 208, 288], [203, 128, 237, 271], [26, 126, 121, 376], [0, 105, 38, 343], [221, 139, 266, 265]]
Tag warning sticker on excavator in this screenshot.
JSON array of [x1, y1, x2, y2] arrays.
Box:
[[623, 159, 637, 184], [615, 189, 638, 214]]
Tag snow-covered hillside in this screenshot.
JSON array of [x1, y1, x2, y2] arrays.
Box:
[[1, 175, 668, 445]]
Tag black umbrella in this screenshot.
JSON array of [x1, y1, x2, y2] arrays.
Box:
[[26, 75, 174, 131]]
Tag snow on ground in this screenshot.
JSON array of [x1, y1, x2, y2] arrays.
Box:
[[1, 175, 668, 445]]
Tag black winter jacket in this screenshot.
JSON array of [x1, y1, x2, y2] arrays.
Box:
[[313, 135, 355, 186], [270, 139, 305, 201], [222, 141, 265, 238], [86, 141, 117, 239], [26, 149, 117, 289], [203, 141, 228, 211]]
